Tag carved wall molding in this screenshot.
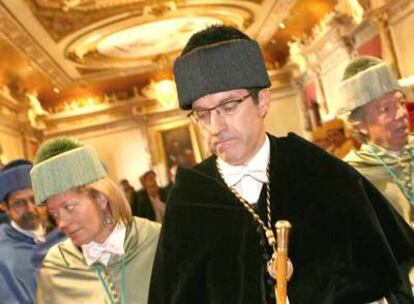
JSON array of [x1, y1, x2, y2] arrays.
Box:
[[349, 19, 379, 50], [42, 92, 187, 137], [0, 90, 25, 132], [388, 0, 414, 24], [0, 91, 21, 112], [0, 113, 21, 132], [44, 115, 141, 138], [254, 0, 296, 44]]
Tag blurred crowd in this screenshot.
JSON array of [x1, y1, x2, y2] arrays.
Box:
[[311, 118, 358, 159]]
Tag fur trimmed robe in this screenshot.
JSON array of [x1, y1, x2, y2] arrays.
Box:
[[149, 133, 414, 304]]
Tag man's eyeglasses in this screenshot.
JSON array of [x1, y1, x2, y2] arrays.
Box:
[[9, 197, 35, 209], [187, 93, 252, 128]]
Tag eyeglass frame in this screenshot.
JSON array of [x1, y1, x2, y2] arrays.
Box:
[[187, 93, 252, 127], [8, 196, 35, 209]]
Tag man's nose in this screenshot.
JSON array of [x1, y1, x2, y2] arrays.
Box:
[[209, 109, 227, 134], [26, 202, 37, 213], [396, 102, 407, 120]]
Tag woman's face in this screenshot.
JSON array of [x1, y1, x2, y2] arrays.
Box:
[[47, 190, 109, 246]]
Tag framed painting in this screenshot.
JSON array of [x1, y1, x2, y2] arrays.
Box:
[[149, 120, 204, 174]]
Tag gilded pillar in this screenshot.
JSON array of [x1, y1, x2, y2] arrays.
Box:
[[373, 10, 401, 77]]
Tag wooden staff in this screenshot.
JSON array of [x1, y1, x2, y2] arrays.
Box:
[[275, 220, 292, 304]]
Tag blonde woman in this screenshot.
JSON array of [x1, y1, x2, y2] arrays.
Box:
[[32, 138, 160, 304]]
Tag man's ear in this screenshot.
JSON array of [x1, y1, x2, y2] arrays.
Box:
[[258, 89, 271, 118], [356, 121, 369, 136], [2, 202, 10, 214]]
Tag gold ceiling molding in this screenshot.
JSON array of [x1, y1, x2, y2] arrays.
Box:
[[25, 0, 149, 41], [0, 2, 72, 87], [35, 0, 150, 11], [64, 3, 253, 70], [26, 1, 186, 42]]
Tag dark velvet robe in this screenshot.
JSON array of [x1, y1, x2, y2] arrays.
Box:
[[149, 133, 414, 304], [133, 188, 168, 221]]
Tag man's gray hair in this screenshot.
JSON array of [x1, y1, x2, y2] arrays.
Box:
[[344, 105, 367, 143]]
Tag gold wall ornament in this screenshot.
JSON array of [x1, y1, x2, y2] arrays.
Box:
[[142, 1, 177, 17], [343, 0, 365, 24], [26, 91, 49, 129], [142, 79, 178, 109]]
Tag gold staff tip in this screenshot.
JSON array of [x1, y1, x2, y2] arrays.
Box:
[[275, 220, 292, 229]]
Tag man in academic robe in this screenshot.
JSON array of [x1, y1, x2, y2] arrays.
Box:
[[336, 55, 414, 293], [337, 56, 413, 227], [0, 159, 64, 304], [148, 25, 414, 304]]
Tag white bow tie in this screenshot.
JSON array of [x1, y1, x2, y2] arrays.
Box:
[[82, 224, 126, 266], [224, 165, 267, 186], [83, 242, 124, 266]]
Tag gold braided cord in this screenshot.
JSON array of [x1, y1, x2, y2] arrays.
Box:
[[216, 159, 276, 250]]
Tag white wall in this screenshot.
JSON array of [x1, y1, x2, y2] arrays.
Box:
[[319, 46, 351, 116], [390, 0, 414, 77], [78, 125, 150, 190], [265, 86, 306, 138]]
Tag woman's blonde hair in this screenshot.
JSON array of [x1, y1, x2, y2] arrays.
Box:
[[82, 177, 132, 225]]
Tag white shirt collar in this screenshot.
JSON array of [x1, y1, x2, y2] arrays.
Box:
[[245, 135, 270, 178], [11, 220, 45, 243], [218, 136, 270, 203], [81, 223, 126, 266], [218, 136, 270, 183]]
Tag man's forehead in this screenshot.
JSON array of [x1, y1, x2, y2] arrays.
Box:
[[372, 91, 404, 107], [192, 89, 249, 108], [8, 188, 33, 200]]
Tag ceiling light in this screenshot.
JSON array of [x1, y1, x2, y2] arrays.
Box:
[[142, 79, 178, 109]]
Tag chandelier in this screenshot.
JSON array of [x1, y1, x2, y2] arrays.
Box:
[[142, 79, 178, 109]]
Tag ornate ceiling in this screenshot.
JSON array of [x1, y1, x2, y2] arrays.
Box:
[[0, 0, 336, 110]]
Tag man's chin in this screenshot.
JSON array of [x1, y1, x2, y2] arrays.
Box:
[[19, 219, 41, 231], [388, 139, 409, 151]]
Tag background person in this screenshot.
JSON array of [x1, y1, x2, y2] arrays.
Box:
[[0, 159, 63, 304], [324, 118, 355, 159], [336, 56, 414, 291], [134, 170, 167, 223], [337, 56, 414, 226], [120, 178, 138, 208]]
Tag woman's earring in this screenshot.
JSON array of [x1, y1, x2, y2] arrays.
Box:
[[104, 210, 114, 225]]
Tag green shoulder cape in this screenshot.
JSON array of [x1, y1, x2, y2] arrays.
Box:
[[36, 217, 160, 304]]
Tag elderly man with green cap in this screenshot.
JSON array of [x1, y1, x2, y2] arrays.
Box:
[[337, 55, 414, 297], [337, 56, 414, 227], [148, 25, 414, 304]]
